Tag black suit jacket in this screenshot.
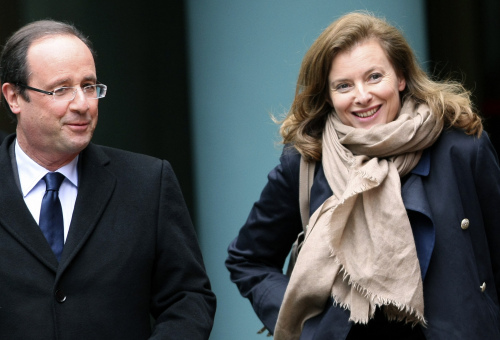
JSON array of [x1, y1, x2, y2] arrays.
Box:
[[0, 134, 216, 339], [227, 129, 500, 339], [0, 130, 7, 144]]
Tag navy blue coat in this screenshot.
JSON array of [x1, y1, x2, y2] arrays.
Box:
[[226, 128, 500, 339]]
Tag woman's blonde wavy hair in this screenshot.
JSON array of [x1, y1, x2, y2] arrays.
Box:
[[280, 11, 482, 161]]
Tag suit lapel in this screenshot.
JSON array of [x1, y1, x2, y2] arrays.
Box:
[[0, 136, 59, 271], [58, 143, 116, 272]]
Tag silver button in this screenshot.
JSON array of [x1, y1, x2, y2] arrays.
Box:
[[480, 282, 486, 293], [461, 218, 470, 230]]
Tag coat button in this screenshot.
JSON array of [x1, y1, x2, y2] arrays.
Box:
[[55, 289, 67, 303], [480, 282, 486, 293], [460, 218, 469, 230]]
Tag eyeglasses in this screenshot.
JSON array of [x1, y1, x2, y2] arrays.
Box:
[[16, 83, 107, 101]]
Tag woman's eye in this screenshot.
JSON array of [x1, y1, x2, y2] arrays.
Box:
[[369, 73, 383, 81], [335, 83, 351, 92]]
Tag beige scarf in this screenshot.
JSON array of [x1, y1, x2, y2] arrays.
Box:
[[274, 100, 443, 340]]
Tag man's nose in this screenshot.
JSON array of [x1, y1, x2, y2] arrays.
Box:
[[69, 87, 90, 112]]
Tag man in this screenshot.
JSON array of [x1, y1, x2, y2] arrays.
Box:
[[0, 20, 216, 339]]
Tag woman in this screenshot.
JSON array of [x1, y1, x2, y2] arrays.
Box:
[[226, 12, 500, 340]]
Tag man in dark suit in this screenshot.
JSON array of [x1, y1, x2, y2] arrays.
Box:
[[0, 20, 216, 339]]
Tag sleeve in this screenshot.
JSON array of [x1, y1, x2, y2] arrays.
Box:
[[149, 160, 216, 340], [225, 148, 304, 333], [473, 133, 500, 305]]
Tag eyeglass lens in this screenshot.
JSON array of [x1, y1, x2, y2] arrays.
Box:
[[53, 85, 107, 101]]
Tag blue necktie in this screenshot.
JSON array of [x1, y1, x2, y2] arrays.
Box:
[[39, 172, 65, 261]]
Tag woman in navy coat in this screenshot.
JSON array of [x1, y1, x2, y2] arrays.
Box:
[[226, 12, 500, 340]]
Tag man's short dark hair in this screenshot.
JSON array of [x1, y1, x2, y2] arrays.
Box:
[[0, 20, 96, 118]]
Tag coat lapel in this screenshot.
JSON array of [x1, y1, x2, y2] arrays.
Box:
[[57, 143, 116, 273], [401, 150, 435, 280], [0, 136, 59, 271]]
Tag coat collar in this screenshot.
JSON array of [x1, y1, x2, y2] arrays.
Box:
[[0, 135, 116, 274], [402, 148, 434, 279], [56, 142, 116, 276], [411, 148, 431, 176], [0, 135, 59, 270]]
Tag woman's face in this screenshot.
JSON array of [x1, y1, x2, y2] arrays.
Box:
[[327, 39, 406, 129]]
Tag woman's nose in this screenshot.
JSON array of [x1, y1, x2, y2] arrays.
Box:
[[354, 85, 373, 105]]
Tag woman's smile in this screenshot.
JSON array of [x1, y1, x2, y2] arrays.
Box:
[[352, 105, 380, 118]]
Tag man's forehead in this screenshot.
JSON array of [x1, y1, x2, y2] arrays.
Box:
[[26, 34, 96, 84], [28, 34, 92, 58]]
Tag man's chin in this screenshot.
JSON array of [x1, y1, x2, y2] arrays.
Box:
[[61, 137, 92, 155]]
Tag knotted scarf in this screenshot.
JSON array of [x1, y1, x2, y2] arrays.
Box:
[[274, 100, 443, 339]]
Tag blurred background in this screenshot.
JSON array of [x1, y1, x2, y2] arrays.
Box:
[[1, 1, 498, 339]]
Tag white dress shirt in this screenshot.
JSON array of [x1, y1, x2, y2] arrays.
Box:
[[15, 139, 79, 242]]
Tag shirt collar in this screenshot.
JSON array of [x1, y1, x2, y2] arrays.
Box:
[[15, 139, 79, 197]]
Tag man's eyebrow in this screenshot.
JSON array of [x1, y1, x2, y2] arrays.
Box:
[[82, 75, 97, 82], [44, 78, 72, 89], [47, 75, 97, 88]]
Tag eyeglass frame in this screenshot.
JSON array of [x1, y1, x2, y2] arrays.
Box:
[[16, 82, 107, 101]]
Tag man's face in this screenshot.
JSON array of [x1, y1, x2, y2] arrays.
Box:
[[15, 34, 98, 168]]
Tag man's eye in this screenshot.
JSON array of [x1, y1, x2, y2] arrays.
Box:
[[53, 87, 72, 96], [83, 85, 96, 93]]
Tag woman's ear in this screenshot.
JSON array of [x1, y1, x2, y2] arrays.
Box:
[[2, 83, 22, 114], [397, 75, 406, 92]]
